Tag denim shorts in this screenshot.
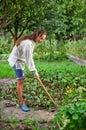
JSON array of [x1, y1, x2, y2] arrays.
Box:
[[13, 65, 24, 80]]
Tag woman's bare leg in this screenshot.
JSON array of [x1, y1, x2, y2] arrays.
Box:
[[16, 79, 25, 105]]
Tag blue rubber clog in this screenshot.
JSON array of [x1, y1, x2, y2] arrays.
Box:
[[20, 105, 29, 112]]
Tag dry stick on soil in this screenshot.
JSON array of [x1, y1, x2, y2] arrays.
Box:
[[37, 78, 57, 107]]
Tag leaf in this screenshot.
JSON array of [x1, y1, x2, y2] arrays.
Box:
[[72, 114, 79, 120]]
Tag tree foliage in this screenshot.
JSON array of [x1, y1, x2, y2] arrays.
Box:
[[41, 0, 86, 40], [0, 0, 86, 43], [0, 0, 52, 43]]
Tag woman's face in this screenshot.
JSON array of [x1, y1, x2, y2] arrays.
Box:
[[36, 34, 46, 43]]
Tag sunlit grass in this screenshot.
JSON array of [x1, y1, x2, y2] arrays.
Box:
[[0, 59, 86, 78]]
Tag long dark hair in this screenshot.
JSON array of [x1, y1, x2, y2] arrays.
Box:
[[15, 29, 46, 46]]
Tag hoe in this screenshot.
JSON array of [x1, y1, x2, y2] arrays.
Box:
[[37, 78, 57, 107]]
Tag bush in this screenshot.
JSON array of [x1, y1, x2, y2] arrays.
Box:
[[65, 38, 86, 59], [0, 37, 13, 59], [34, 39, 68, 61], [52, 86, 86, 130]]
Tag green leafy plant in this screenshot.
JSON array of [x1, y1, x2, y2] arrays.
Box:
[[22, 117, 39, 130], [0, 37, 13, 60], [52, 87, 86, 130]]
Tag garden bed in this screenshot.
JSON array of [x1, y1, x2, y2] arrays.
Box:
[[0, 78, 57, 130]]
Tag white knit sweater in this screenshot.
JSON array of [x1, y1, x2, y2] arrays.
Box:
[[8, 39, 39, 76]]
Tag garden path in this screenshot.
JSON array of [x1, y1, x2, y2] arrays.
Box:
[[0, 100, 56, 122], [69, 55, 86, 66]]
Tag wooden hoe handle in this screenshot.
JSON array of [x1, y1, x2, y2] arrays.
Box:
[[37, 78, 57, 107]]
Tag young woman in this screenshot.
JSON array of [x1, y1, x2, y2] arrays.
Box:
[[8, 29, 46, 112]]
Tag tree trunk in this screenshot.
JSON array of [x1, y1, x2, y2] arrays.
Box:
[[13, 35, 17, 45]]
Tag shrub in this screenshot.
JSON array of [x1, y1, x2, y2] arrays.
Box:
[[52, 86, 86, 130], [65, 38, 86, 59], [0, 37, 13, 59]]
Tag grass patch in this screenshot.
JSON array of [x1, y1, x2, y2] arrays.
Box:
[[0, 59, 86, 78], [36, 60, 86, 73], [0, 61, 15, 78]]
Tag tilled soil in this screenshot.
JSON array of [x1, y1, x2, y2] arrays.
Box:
[[0, 78, 16, 86]]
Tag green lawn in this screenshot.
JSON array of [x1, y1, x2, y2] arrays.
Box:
[[0, 59, 86, 78]]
